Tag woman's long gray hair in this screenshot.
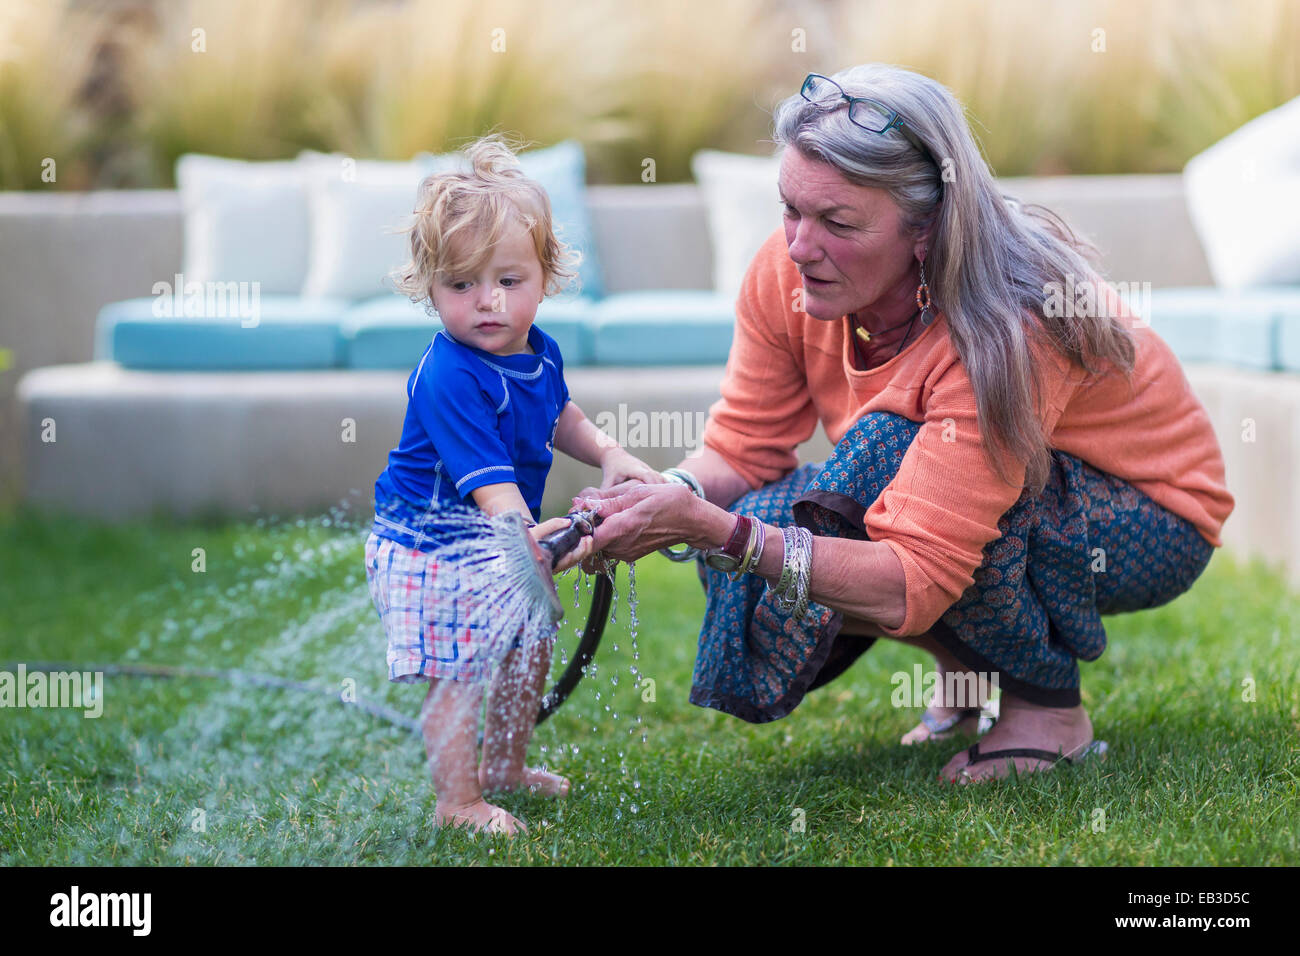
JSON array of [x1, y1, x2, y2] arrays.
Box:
[[772, 63, 1137, 496]]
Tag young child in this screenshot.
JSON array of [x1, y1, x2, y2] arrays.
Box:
[[364, 134, 660, 836]]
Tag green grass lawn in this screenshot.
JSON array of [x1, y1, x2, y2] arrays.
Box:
[[1, 507, 1297, 865]]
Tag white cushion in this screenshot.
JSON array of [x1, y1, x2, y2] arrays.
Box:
[[691, 149, 783, 299], [176, 154, 311, 295], [1184, 95, 1300, 288], [300, 141, 603, 302], [298, 151, 432, 301]]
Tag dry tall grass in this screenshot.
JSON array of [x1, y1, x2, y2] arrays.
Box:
[[0, 1, 103, 189], [2, 0, 1297, 188], [824, 0, 1300, 175]]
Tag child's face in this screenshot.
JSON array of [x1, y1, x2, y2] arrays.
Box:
[[432, 225, 545, 356]]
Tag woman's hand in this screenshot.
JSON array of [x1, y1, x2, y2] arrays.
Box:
[[571, 482, 726, 563]]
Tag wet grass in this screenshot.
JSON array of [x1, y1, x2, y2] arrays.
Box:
[[1, 507, 1297, 865]]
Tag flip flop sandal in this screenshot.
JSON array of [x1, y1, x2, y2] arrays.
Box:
[[955, 739, 1109, 782]]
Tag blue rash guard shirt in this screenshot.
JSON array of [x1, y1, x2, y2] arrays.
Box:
[[372, 324, 570, 549]]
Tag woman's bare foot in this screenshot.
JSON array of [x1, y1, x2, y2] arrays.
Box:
[[479, 764, 571, 798], [900, 649, 993, 745], [433, 797, 527, 835], [939, 692, 1094, 784]]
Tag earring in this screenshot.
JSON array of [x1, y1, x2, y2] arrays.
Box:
[[915, 258, 932, 323]]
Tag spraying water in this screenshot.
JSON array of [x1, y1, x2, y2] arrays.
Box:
[[27, 497, 650, 854]]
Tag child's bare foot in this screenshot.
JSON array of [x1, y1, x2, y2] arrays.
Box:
[[479, 764, 571, 797], [900, 649, 993, 745], [433, 797, 527, 836]]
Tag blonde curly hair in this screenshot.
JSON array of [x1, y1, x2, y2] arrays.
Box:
[[389, 133, 581, 314]]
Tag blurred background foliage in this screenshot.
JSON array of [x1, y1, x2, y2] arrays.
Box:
[[1, 0, 1297, 190]]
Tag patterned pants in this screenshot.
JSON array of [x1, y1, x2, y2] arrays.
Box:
[[690, 411, 1215, 722]]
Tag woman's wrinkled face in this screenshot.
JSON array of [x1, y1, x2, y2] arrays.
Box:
[[778, 147, 921, 322]]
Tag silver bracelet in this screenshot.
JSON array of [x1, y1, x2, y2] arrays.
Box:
[[789, 527, 813, 622], [658, 468, 705, 561], [661, 467, 705, 499], [773, 526, 797, 605], [770, 526, 813, 622]]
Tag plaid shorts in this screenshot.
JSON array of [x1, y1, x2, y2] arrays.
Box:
[[364, 531, 530, 683]]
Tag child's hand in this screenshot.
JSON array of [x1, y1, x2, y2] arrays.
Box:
[[598, 446, 666, 490], [529, 516, 596, 574]]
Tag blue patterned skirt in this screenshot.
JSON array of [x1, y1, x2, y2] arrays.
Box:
[[691, 411, 1215, 722]]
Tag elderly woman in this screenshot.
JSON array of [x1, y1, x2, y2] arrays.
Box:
[[581, 63, 1234, 783]]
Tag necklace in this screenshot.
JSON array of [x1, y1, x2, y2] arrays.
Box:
[[850, 307, 922, 368], [852, 307, 921, 344]]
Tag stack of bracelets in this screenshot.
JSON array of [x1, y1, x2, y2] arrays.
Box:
[[770, 525, 813, 622], [656, 468, 814, 623]]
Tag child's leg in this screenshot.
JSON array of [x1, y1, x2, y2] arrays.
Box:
[[422, 676, 526, 835], [479, 634, 570, 797]]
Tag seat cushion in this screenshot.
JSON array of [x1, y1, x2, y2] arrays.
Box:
[[302, 140, 604, 303], [340, 294, 594, 369], [1146, 287, 1289, 370], [1183, 95, 1300, 288], [588, 291, 735, 365], [690, 149, 782, 300], [1249, 288, 1300, 373], [96, 294, 347, 370]]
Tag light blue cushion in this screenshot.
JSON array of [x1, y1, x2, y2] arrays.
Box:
[[589, 291, 735, 365], [340, 294, 594, 369], [1146, 288, 1283, 370], [96, 295, 347, 370], [1243, 288, 1300, 373], [339, 295, 439, 370], [418, 139, 603, 300]]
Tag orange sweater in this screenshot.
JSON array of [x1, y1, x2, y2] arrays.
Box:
[[702, 229, 1235, 639]]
